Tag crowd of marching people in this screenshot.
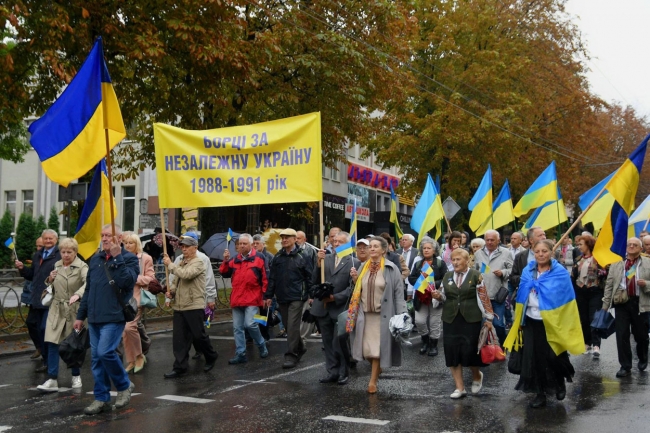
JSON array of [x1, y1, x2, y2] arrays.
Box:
[[16, 223, 650, 413]]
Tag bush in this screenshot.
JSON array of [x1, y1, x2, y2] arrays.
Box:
[[0, 210, 15, 268], [48, 206, 59, 235], [35, 214, 47, 236], [15, 213, 37, 262]]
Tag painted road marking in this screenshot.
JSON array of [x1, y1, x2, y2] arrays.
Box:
[[156, 395, 214, 404], [86, 391, 142, 397], [0, 385, 11, 388], [233, 380, 277, 384], [28, 387, 72, 392], [218, 362, 325, 394], [0, 427, 12, 432], [323, 415, 390, 426]]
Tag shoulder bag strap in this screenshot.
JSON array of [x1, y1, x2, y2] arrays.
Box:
[[103, 262, 126, 308]]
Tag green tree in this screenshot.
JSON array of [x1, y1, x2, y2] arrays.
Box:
[[48, 206, 59, 235], [15, 213, 36, 262], [0, 210, 15, 268], [35, 214, 47, 236]]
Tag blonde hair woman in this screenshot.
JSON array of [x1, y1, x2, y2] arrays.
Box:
[[122, 232, 155, 373], [37, 238, 88, 392]]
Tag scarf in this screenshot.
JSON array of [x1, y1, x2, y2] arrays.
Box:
[[346, 257, 385, 333]]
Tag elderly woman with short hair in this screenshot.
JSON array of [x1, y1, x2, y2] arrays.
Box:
[[469, 238, 486, 268], [121, 232, 155, 374], [349, 236, 407, 394], [37, 238, 88, 392]]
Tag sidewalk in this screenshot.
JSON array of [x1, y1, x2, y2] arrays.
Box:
[[0, 310, 233, 359]]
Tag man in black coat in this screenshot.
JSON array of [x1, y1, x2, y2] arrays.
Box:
[[15, 229, 61, 372], [312, 231, 359, 385]]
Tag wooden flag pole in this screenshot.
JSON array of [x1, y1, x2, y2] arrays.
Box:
[[160, 208, 170, 294], [554, 184, 608, 251], [319, 200, 325, 283], [104, 130, 116, 238]]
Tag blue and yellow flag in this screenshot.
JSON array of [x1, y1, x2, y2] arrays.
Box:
[[28, 37, 126, 187], [4, 237, 14, 250], [349, 198, 358, 247], [468, 165, 493, 232], [594, 135, 649, 266], [513, 161, 560, 217], [335, 241, 354, 258], [521, 185, 567, 233], [579, 170, 617, 235], [629, 194, 650, 230], [504, 260, 583, 355], [413, 261, 434, 294], [490, 179, 515, 231], [227, 228, 234, 243], [74, 159, 117, 259], [410, 174, 445, 246], [389, 184, 404, 241], [479, 262, 491, 274], [253, 314, 268, 326]]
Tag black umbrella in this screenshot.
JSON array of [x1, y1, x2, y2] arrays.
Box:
[[202, 231, 240, 260]]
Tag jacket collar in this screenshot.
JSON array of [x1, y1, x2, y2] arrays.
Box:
[[235, 249, 257, 263]]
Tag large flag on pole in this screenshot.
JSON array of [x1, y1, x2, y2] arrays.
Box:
[[349, 198, 358, 247], [74, 159, 117, 259], [389, 185, 404, 241], [484, 179, 515, 232], [594, 135, 649, 266], [468, 165, 493, 233], [521, 186, 567, 233], [629, 195, 650, 229], [410, 174, 445, 246], [513, 161, 560, 217], [579, 170, 617, 235], [28, 37, 126, 187]]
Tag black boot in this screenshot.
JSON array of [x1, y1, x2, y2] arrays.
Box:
[[529, 393, 546, 408], [419, 336, 430, 355], [556, 379, 566, 401], [428, 338, 439, 356]]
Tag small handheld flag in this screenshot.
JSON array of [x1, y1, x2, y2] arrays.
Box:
[[479, 263, 491, 274], [335, 241, 354, 258], [253, 314, 268, 326], [4, 237, 14, 250], [227, 228, 234, 243], [414, 262, 434, 293], [626, 265, 637, 279]]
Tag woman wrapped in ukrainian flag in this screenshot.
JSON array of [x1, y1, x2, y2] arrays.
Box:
[[504, 239, 584, 408]]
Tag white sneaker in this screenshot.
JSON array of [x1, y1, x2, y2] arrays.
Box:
[[71, 376, 82, 389], [593, 346, 600, 358], [471, 371, 484, 394], [37, 379, 59, 392], [450, 389, 467, 399]]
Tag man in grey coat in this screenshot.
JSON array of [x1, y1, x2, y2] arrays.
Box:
[[473, 230, 513, 344], [312, 231, 359, 385]]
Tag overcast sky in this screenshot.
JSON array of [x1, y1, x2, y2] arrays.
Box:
[[565, 0, 650, 118]]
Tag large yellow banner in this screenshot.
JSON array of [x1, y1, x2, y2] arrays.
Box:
[[154, 113, 322, 208]]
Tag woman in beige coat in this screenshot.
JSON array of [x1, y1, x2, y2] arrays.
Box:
[[122, 232, 155, 374], [37, 238, 88, 392]]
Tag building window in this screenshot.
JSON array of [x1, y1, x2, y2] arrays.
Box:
[[122, 186, 136, 231], [331, 162, 340, 182], [322, 163, 328, 179], [5, 190, 16, 223], [22, 190, 34, 216]]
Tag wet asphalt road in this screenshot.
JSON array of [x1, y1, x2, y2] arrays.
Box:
[[0, 323, 648, 433]]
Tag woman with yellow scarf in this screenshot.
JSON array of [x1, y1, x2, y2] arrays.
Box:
[[347, 236, 407, 394]]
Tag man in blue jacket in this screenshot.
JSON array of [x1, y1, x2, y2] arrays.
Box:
[[75, 224, 139, 415]]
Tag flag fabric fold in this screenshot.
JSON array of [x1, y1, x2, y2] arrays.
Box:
[[468, 165, 493, 232], [486, 179, 515, 232], [4, 237, 14, 250], [629, 194, 650, 225], [28, 37, 126, 187], [513, 161, 560, 217], [389, 185, 404, 241], [413, 261, 434, 294], [521, 186, 567, 233], [74, 159, 117, 260], [410, 174, 445, 246], [594, 135, 649, 267], [335, 241, 354, 258]]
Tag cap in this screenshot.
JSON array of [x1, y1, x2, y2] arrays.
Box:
[[181, 232, 199, 241], [364, 234, 374, 239], [279, 228, 297, 237], [179, 236, 198, 246], [356, 239, 370, 246]]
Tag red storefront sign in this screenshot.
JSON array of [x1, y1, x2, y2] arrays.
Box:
[[347, 163, 399, 191]]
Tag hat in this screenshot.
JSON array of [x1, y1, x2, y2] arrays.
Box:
[[181, 232, 199, 241], [364, 234, 374, 239], [279, 228, 297, 237], [179, 236, 198, 246], [356, 239, 370, 246]]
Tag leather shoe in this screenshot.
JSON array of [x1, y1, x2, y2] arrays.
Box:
[[638, 361, 648, 372], [192, 352, 202, 360], [30, 350, 41, 359], [616, 368, 631, 377], [319, 374, 339, 384], [337, 376, 349, 385], [529, 394, 546, 408], [204, 362, 216, 372], [35, 365, 47, 373], [282, 359, 297, 369], [164, 370, 185, 379]]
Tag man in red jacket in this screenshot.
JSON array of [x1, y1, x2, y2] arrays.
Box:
[[221, 233, 269, 364]]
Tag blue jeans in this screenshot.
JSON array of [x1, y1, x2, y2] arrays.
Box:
[[46, 342, 80, 379], [491, 299, 506, 345], [232, 306, 265, 356], [88, 322, 130, 402]]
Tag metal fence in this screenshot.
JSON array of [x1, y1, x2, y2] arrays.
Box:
[[0, 265, 232, 336]]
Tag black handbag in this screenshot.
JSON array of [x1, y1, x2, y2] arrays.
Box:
[[103, 263, 137, 322], [59, 327, 90, 369], [495, 286, 509, 304], [507, 329, 523, 374]]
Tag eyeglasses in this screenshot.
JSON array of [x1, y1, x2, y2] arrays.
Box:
[[627, 243, 642, 247]]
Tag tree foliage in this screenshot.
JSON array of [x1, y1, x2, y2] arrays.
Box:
[[0, 210, 15, 268], [48, 206, 59, 235], [35, 214, 47, 236], [15, 213, 37, 262]]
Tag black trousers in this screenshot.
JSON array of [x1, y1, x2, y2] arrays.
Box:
[[173, 309, 218, 371], [575, 287, 604, 347], [26, 307, 48, 363], [614, 298, 649, 370], [318, 314, 349, 378]]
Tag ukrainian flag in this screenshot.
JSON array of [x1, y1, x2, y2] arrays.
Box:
[[28, 37, 126, 187], [253, 314, 268, 326], [74, 159, 117, 260], [594, 135, 649, 266], [479, 262, 491, 274], [413, 261, 434, 293], [579, 170, 617, 234], [504, 259, 584, 355], [410, 174, 445, 246], [389, 185, 404, 240], [468, 165, 493, 232], [335, 241, 354, 258], [521, 186, 567, 233], [4, 237, 14, 250], [629, 194, 650, 232], [513, 161, 560, 217], [349, 198, 358, 247], [227, 228, 234, 243], [490, 179, 515, 231]]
